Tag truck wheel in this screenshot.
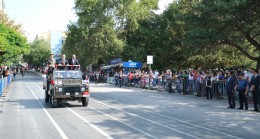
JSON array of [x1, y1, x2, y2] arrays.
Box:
[[51, 91, 58, 108], [82, 97, 89, 107], [45, 90, 50, 103]]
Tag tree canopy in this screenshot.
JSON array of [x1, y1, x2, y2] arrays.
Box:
[[0, 23, 29, 65], [23, 39, 51, 67], [64, 0, 260, 70]]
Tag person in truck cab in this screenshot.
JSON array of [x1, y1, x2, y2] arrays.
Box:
[[58, 54, 69, 70], [69, 54, 80, 70]]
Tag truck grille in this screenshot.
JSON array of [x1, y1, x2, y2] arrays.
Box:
[[63, 86, 81, 93], [62, 79, 82, 86]]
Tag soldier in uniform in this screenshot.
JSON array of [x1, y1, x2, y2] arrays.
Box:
[[47, 54, 55, 91]]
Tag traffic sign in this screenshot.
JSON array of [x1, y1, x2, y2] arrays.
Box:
[[147, 55, 153, 64]]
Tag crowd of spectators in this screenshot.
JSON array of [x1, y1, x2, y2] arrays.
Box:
[[105, 66, 260, 111]]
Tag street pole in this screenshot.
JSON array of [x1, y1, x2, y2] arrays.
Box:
[[149, 64, 151, 89]]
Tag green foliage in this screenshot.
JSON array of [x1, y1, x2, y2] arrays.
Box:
[[65, 0, 259, 70], [64, 0, 158, 68], [0, 11, 23, 33], [180, 0, 260, 68], [23, 39, 50, 66], [0, 23, 29, 65]]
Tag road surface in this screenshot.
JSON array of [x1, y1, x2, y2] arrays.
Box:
[[0, 72, 259, 139]]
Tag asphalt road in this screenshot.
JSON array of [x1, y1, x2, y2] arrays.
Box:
[[0, 72, 260, 139]]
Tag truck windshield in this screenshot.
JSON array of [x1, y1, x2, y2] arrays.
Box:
[[54, 71, 82, 79]]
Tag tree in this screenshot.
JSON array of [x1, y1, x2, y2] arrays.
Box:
[[64, 0, 159, 68], [0, 23, 29, 65], [181, 0, 260, 68], [23, 39, 50, 67], [0, 11, 23, 34]]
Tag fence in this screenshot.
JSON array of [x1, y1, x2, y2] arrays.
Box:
[[0, 75, 12, 97], [172, 79, 233, 99]]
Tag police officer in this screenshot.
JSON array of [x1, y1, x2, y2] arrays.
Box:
[[235, 73, 249, 110], [250, 69, 258, 111]]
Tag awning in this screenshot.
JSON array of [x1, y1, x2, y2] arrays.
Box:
[[123, 62, 142, 68]]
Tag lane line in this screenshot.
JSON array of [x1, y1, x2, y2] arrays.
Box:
[[89, 106, 158, 139], [32, 82, 113, 139], [65, 106, 114, 139], [90, 98, 200, 139], [25, 82, 68, 139], [92, 94, 242, 139]]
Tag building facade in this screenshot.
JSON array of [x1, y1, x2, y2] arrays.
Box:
[[0, 0, 5, 12], [35, 30, 65, 59]]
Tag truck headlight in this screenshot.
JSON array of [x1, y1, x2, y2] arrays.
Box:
[[81, 87, 85, 92]]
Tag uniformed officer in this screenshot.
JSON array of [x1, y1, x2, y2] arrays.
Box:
[[235, 73, 249, 110]]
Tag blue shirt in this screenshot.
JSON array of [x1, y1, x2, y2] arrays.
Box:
[[238, 79, 248, 90]]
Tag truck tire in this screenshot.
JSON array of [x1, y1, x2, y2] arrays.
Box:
[[45, 90, 50, 103], [82, 97, 89, 107], [51, 91, 58, 108]]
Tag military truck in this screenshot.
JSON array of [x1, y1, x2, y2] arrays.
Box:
[[43, 65, 89, 107]]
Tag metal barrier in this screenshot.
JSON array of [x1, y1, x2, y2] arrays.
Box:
[[170, 79, 227, 98], [0, 75, 12, 97]]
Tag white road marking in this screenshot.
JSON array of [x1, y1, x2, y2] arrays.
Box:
[[89, 106, 158, 139], [25, 82, 68, 139], [91, 98, 200, 139], [33, 82, 113, 139], [65, 106, 114, 139], [92, 95, 243, 139]]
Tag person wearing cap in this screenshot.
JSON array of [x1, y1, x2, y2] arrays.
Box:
[[226, 71, 236, 109], [250, 69, 259, 111], [235, 72, 249, 110], [46, 53, 55, 93]]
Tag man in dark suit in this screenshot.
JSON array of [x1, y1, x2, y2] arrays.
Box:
[[58, 54, 69, 70], [226, 71, 237, 109], [69, 54, 80, 70], [255, 69, 260, 111], [250, 69, 259, 111]]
